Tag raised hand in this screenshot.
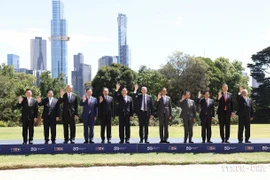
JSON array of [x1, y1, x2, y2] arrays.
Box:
[[134, 83, 139, 92], [116, 83, 121, 91], [18, 96, 23, 103], [218, 91, 222, 100], [198, 91, 202, 98], [82, 95, 86, 102], [37, 96, 41, 103], [157, 93, 161, 100], [99, 96, 103, 103], [60, 89, 65, 97], [181, 95, 186, 101], [239, 86, 244, 93]]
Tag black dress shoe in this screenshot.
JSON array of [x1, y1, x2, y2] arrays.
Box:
[[83, 141, 88, 144], [202, 141, 205, 143], [225, 140, 230, 144], [70, 140, 75, 144], [145, 141, 150, 144], [29, 141, 33, 145], [90, 141, 94, 144], [125, 140, 130, 144], [221, 141, 225, 143], [245, 141, 251, 143], [164, 141, 170, 144], [139, 140, 143, 143], [189, 141, 194, 144], [63, 141, 68, 144], [238, 141, 243, 143], [159, 141, 163, 143], [101, 140, 105, 144], [107, 140, 111, 144], [22, 142, 26, 145], [207, 141, 213, 143], [184, 141, 187, 143], [45, 141, 49, 144], [119, 141, 124, 144], [52, 141, 56, 144]]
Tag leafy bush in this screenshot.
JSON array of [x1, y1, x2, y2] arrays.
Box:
[[0, 121, 8, 127]]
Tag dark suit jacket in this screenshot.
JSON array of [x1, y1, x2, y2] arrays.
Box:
[[114, 92, 134, 117], [98, 95, 114, 119], [179, 98, 196, 119], [155, 96, 172, 118], [59, 92, 78, 117], [217, 92, 234, 115], [38, 97, 60, 120], [133, 93, 154, 117], [197, 98, 215, 119], [236, 94, 254, 118], [80, 96, 98, 120], [17, 97, 38, 121]]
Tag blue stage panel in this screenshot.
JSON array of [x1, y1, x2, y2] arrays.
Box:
[[0, 143, 270, 155]]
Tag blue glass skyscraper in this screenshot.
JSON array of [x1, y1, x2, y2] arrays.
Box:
[[7, 54, 20, 69], [117, 13, 130, 67], [50, 0, 69, 82]]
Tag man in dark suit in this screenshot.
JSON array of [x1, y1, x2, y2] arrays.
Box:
[[80, 88, 98, 144], [59, 84, 78, 144], [197, 91, 215, 143], [114, 83, 134, 144], [17, 89, 38, 144], [217, 83, 234, 143], [37, 90, 60, 144], [156, 88, 172, 143], [133, 84, 154, 143], [237, 86, 254, 143], [98, 87, 114, 144], [179, 91, 196, 143]]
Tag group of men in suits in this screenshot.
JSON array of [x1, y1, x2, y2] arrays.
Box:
[[17, 82, 254, 145]]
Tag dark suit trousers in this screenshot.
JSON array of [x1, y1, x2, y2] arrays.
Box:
[[63, 115, 76, 141], [83, 114, 95, 141], [218, 111, 231, 141], [119, 113, 130, 141], [159, 114, 169, 141], [201, 116, 212, 142], [183, 118, 194, 142], [43, 116, 56, 142], [100, 112, 112, 141], [22, 119, 34, 143], [238, 115, 251, 142], [139, 111, 150, 141]]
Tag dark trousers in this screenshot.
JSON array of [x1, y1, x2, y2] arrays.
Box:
[[139, 111, 150, 141], [63, 115, 76, 142], [119, 114, 130, 141], [159, 114, 169, 141], [201, 116, 212, 142], [22, 119, 34, 143], [238, 115, 251, 142], [43, 116, 56, 142], [183, 118, 194, 142], [100, 113, 112, 141], [83, 114, 95, 141], [218, 111, 231, 141]]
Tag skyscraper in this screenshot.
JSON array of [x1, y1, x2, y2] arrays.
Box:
[[7, 54, 20, 69], [117, 13, 130, 67], [50, 0, 69, 83], [98, 56, 117, 69], [71, 53, 92, 96], [31, 37, 47, 70]]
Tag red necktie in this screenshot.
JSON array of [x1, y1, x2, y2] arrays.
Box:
[[224, 93, 227, 110]]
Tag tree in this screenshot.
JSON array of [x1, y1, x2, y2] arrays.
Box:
[[248, 46, 270, 123], [91, 63, 137, 97], [159, 51, 210, 104], [137, 66, 168, 98]]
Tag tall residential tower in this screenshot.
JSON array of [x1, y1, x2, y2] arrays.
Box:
[[50, 0, 69, 82]]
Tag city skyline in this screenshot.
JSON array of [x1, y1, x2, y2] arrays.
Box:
[[1, 0, 270, 84], [30, 37, 47, 71], [7, 54, 20, 69]]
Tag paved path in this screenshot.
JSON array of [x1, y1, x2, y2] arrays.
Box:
[[0, 165, 269, 180]]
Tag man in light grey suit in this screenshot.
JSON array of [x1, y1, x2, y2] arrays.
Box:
[[179, 91, 196, 143], [156, 88, 172, 143]]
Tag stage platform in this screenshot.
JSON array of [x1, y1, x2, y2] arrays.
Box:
[[0, 138, 270, 155]]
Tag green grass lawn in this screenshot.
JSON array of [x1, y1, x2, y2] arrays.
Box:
[[0, 153, 270, 170], [0, 124, 269, 140]]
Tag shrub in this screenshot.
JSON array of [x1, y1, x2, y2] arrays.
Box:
[[0, 121, 8, 127]]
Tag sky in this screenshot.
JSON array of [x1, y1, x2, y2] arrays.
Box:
[[0, 0, 270, 84]]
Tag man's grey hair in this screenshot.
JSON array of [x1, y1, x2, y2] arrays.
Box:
[[141, 86, 147, 91], [66, 84, 73, 88]]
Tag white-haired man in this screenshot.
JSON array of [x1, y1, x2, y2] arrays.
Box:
[[59, 84, 78, 144], [237, 86, 254, 143]]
